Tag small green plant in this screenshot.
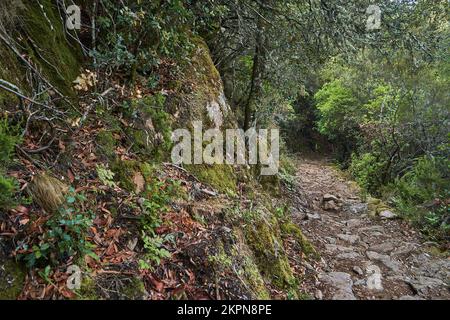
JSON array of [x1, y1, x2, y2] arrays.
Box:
[[0, 174, 18, 210], [19, 188, 97, 267], [208, 249, 233, 271], [0, 116, 21, 165], [138, 177, 180, 270], [96, 164, 117, 188], [139, 233, 171, 270]]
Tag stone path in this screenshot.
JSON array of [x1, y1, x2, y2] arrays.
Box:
[[291, 157, 449, 300]]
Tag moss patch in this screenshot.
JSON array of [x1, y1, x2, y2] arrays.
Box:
[[0, 259, 25, 300], [187, 164, 237, 195], [123, 95, 173, 160], [281, 222, 319, 259], [21, 1, 82, 97], [244, 216, 296, 291], [96, 130, 118, 160], [111, 160, 158, 194]]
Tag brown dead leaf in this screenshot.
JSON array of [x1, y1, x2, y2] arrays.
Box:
[[133, 171, 145, 194], [67, 169, 75, 183]]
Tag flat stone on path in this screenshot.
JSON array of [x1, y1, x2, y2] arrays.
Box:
[[379, 210, 397, 219], [369, 242, 395, 254], [337, 234, 360, 244], [366, 251, 401, 273], [319, 272, 356, 300]]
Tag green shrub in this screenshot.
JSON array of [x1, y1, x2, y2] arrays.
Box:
[[18, 188, 97, 267], [349, 152, 386, 195], [0, 116, 20, 165], [390, 155, 449, 239], [93, 0, 194, 79], [0, 174, 18, 210]]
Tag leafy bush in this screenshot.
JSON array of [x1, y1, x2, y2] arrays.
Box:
[[390, 155, 449, 239], [349, 153, 386, 195], [314, 80, 359, 140], [93, 0, 195, 79], [18, 188, 97, 267]]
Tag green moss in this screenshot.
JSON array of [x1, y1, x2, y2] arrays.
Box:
[[111, 160, 141, 192], [22, 1, 82, 97], [121, 276, 147, 300], [259, 174, 281, 196], [77, 275, 99, 300], [96, 130, 117, 160], [367, 196, 391, 217], [208, 242, 233, 271], [124, 95, 173, 160], [111, 160, 158, 194], [244, 217, 296, 290], [187, 36, 222, 98], [0, 174, 18, 210], [0, 259, 25, 300], [240, 254, 270, 300], [281, 222, 319, 259], [77, 274, 147, 300], [187, 164, 237, 195]]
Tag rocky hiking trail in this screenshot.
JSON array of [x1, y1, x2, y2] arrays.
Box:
[[289, 156, 449, 300]]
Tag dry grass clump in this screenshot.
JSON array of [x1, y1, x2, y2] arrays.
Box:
[[28, 173, 68, 213]]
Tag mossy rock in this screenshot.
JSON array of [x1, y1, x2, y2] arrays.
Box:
[[244, 216, 297, 291], [280, 222, 319, 259], [232, 229, 271, 299], [123, 95, 173, 160], [0, 258, 25, 300], [21, 1, 82, 98], [186, 164, 237, 195], [367, 196, 391, 217], [111, 160, 157, 194]]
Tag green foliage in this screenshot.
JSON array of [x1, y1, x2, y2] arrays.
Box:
[[19, 188, 97, 268], [93, 0, 195, 79], [313, 46, 449, 239], [349, 153, 386, 195], [96, 165, 117, 188], [138, 177, 179, 270], [390, 155, 449, 239], [0, 117, 20, 166], [0, 174, 18, 210], [315, 80, 359, 140], [139, 234, 171, 270]]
